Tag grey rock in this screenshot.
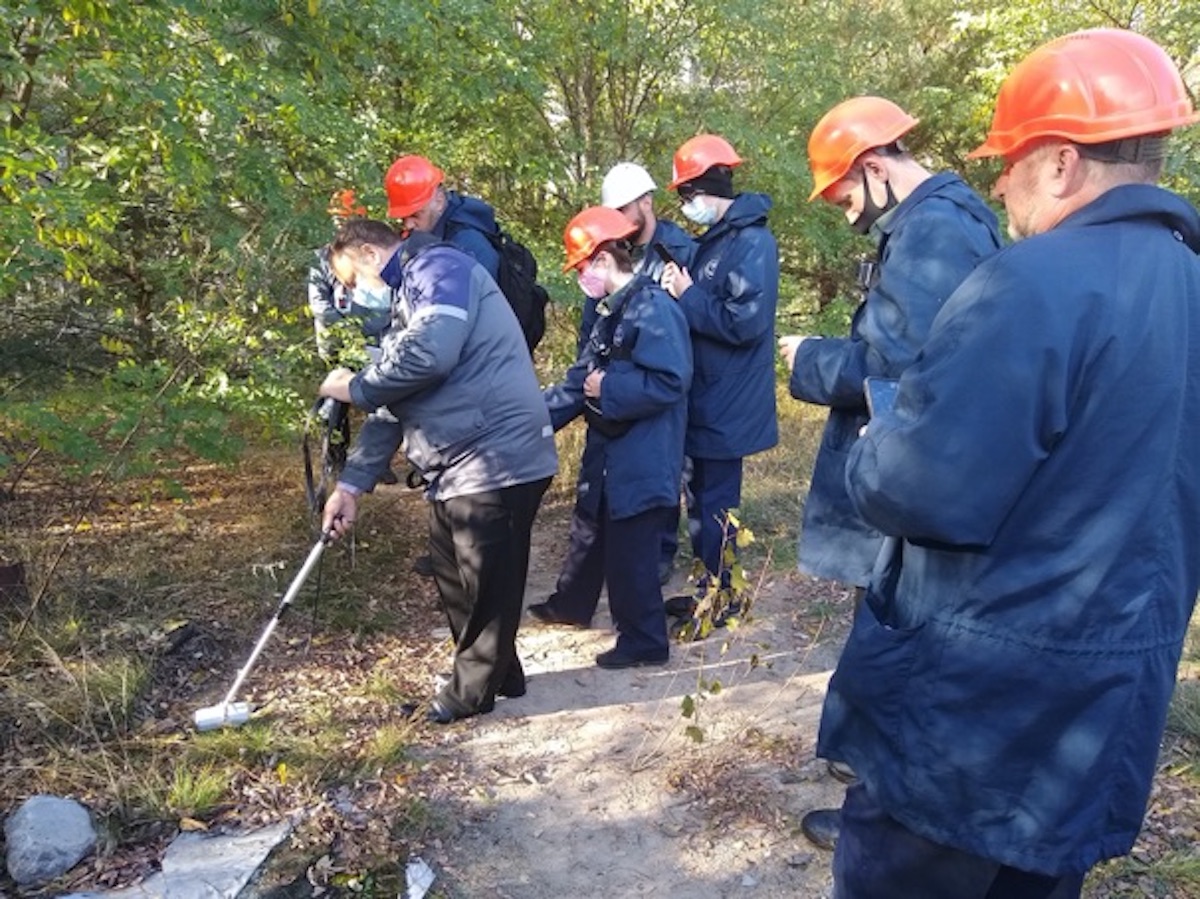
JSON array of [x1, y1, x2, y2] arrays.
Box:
[[4, 794, 97, 886]]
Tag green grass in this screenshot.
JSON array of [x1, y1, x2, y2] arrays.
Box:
[[1168, 679, 1200, 744], [160, 764, 228, 819], [1089, 850, 1200, 898]]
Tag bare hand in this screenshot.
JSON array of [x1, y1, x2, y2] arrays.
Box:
[[322, 487, 358, 540], [660, 262, 693, 299], [584, 368, 605, 399], [319, 368, 355, 403], [778, 334, 820, 373]]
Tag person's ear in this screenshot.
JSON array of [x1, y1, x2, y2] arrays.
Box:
[[860, 154, 889, 183], [1051, 143, 1086, 198]]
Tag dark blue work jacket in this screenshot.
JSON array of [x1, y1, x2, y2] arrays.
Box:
[[790, 173, 1002, 585], [677, 192, 779, 460], [820, 184, 1200, 875], [546, 274, 692, 521], [435, 190, 501, 279]]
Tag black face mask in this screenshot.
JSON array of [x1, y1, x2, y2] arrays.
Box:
[[851, 169, 899, 235]]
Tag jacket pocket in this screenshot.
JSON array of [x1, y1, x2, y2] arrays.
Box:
[[827, 597, 926, 753], [405, 405, 487, 470]]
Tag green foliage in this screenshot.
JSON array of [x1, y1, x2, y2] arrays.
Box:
[[3, 0, 1198, 490], [0, 362, 254, 495], [673, 510, 756, 645]]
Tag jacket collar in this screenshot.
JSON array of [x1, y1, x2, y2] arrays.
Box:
[[1056, 183, 1200, 251]]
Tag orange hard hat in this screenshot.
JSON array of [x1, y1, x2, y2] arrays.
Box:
[[969, 28, 1200, 159], [384, 155, 445, 218], [328, 188, 366, 218], [666, 134, 743, 190], [562, 206, 638, 272], [806, 97, 918, 201]]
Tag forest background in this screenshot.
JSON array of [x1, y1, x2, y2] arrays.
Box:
[[2, 1, 1200, 896], [2, 0, 1199, 469]]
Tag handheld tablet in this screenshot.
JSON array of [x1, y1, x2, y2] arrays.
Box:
[[864, 377, 900, 417]]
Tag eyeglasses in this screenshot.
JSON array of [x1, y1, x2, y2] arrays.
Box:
[[677, 183, 706, 203]]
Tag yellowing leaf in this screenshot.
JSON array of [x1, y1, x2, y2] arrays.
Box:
[[276, 762, 288, 784]]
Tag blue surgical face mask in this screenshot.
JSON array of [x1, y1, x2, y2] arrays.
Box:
[[681, 196, 718, 226], [356, 285, 391, 311]]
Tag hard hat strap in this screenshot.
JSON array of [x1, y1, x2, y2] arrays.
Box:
[[1075, 134, 1169, 164]]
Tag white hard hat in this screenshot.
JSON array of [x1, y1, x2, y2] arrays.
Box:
[[600, 162, 657, 209]]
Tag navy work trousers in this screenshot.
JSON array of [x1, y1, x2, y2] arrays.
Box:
[[545, 498, 672, 656], [833, 783, 1086, 899], [687, 456, 743, 576]]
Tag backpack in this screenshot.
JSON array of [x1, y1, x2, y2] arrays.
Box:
[[484, 229, 550, 354]]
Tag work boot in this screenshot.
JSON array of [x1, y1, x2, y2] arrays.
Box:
[[664, 594, 697, 619], [526, 601, 589, 628], [800, 808, 840, 851], [595, 646, 669, 669]]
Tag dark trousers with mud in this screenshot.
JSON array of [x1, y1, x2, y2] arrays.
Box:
[[428, 477, 550, 716]]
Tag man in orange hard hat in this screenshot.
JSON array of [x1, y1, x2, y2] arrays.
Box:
[[819, 29, 1200, 898], [383, 155, 508, 576], [384, 155, 501, 279], [781, 97, 1002, 851], [659, 134, 779, 623]]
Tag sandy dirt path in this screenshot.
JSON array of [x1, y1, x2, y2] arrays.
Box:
[[412, 524, 854, 899]]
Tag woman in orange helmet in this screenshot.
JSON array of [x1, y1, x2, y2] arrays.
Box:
[[532, 207, 693, 669]]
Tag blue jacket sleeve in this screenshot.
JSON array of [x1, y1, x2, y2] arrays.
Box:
[[544, 358, 589, 431], [791, 207, 993, 409], [846, 259, 1068, 545], [678, 227, 778, 346]]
